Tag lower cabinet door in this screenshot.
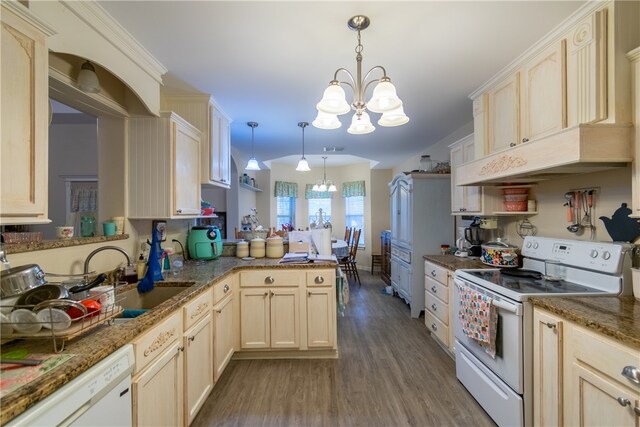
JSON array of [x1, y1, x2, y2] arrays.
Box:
[[184, 314, 214, 425], [213, 295, 234, 381], [306, 288, 335, 348], [132, 341, 184, 427], [240, 289, 270, 349], [270, 288, 300, 349]]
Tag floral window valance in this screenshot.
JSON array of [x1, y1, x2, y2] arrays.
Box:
[[342, 181, 366, 197], [274, 181, 298, 198], [305, 184, 334, 199]]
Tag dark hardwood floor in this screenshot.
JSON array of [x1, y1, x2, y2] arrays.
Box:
[[192, 272, 495, 427]]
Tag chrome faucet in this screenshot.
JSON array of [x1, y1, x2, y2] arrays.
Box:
[[84, 245, 132, 275]]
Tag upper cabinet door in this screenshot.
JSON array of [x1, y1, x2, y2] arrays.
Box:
[[0, 5, 51, 224], [487, 72, 520, 154], [173, 120, 201, 216], [520, 40, 567, 142], [161, 96, 232, 189]]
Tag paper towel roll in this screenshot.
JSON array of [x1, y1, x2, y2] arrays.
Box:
[[311, 228, 332, 256]]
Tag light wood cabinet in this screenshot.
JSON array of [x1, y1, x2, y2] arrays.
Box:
[[161, 95, 232, 189], [424, 260, 455, 355], [132, 340, 184, 427], [240, 287, 300, 349], [128, 112, 201, 219], [565, 325, 640, 426], [532, 309, 564, 427], [184, 313, 214, 425], [487, 72, 521, 154], [533, 307, 640, 426], [449, 134, 483, 215], [0, 3, 53, 225], [213, 293, 234, 381], [629, 46, 640, 217]]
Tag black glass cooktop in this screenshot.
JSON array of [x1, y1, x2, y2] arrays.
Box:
[[464, 269, 605, 295]]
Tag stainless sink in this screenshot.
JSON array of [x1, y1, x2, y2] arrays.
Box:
[[112, 284, 193, 323]]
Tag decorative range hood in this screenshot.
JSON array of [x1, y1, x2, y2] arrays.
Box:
[[457, 124, 633, 186]]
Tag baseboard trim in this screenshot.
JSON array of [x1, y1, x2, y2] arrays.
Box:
[[233, 349, 339, 360]]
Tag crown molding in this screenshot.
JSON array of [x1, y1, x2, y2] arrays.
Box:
[[1, 0, 56, 36]]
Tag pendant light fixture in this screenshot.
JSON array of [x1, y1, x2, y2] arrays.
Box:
[[77, 60, 100, 93], [245, 122, 260, 171], [313, 15, 409, 134], [295, 122, 311, 172], [312, 156, 337, 192]]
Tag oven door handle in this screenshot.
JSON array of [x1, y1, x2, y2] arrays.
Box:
[[454, 279, 522, 316]]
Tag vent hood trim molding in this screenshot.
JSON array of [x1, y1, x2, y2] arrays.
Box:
[[457, 124, 632, 186]]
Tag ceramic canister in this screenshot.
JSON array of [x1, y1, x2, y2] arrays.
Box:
[[250, 238, 266, 258], [236, 241, 249, 258], [266, 236, 284, 259]]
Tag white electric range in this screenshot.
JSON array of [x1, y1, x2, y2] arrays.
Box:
[[453, 236, 632, 427]]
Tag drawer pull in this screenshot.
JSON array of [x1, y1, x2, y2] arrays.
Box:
[[621, 366, 640, 385], [265, 276, 275, 284], [542, 321, 556, 330], [431, 285, 437, 293], [431, 323, 437, 332], [223, 284, 230, 293], [509, 142, 516, 147], [431, 270, 436, 277], [314, 276, 325, 284], [431, 303, 437, 311], [616, 397, 630, 407]]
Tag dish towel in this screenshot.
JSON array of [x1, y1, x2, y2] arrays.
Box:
[[458, 285, 498, 358]]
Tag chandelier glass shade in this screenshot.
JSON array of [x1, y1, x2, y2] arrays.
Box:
[[245, 122, 260, 171], [312, 156, 337, 192], [295, 122, 311, 172], [313, 15, 409, 134]]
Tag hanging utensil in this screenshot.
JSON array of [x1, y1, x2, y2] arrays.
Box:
[[566, 192, 581, 233]]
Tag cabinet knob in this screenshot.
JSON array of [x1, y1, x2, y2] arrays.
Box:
[[188, 335, 195, 342], [431, 285, 437, 293], [510, 143, 516, 147], [264, 291, 269, 296], [314, 276, 325, 284], [223, 284, 230, 293], [431, 323, 438, 331], [265, 276, 275, 284], [431, 303, 437, 311], [616, 397, 631, 407], [270, 290, 274, 297], [176, 209, 182, 214], [431, 270, 436, 277], [216, 309, 222, 314], [308, 291, 312, 297], [522, 138, 529, 143], [178, 345, 184, 353]]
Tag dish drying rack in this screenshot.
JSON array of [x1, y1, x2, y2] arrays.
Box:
[[1, 285, 125, 353]]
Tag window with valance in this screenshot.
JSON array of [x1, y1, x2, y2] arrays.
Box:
[[342, 180, 366, 197]]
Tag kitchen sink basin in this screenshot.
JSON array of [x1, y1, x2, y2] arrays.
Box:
[[118, 284, 193, 310]]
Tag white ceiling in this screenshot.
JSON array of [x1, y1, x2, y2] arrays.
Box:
[[97, 1, 585, 169]]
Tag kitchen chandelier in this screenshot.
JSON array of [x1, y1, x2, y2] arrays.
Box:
[[312, 156, 337, 192], [313, 15, 409, 135], [245, 122, 260, 171], [295, 122, 311, 172]]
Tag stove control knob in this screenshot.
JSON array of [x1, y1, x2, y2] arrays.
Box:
[[602, 251, 611, 260], [590, 249, 599, 258], [526, 242, 532, 248], [533, 243, 539, 249]]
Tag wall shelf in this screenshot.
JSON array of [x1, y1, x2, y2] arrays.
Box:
[[491, 211, 538, 216], [239, 182, 262, 192]]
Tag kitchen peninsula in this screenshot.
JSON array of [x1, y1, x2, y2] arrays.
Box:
[[0, 258, 338, 425]]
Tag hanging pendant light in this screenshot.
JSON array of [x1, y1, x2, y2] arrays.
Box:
[[245, 122, 260, 171], [313, 15, 408, 134], [295, 122, 311, 172], [313, 156, 336, 192], [77, 60, 100, 93]]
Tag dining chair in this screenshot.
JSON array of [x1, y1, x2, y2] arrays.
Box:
[[344, 227, 352, 247], [343, 228, 361, 286]]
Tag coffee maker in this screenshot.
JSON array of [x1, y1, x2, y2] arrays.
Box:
[[464, 217, 484, 256]]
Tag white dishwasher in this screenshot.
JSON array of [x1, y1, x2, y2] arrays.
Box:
[[6, 344, 134, 427]]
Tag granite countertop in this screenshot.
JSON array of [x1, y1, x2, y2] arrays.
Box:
[[529, 296, 640, 350], [423, 254, 491, 271], [0, 256, 336, 424]]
